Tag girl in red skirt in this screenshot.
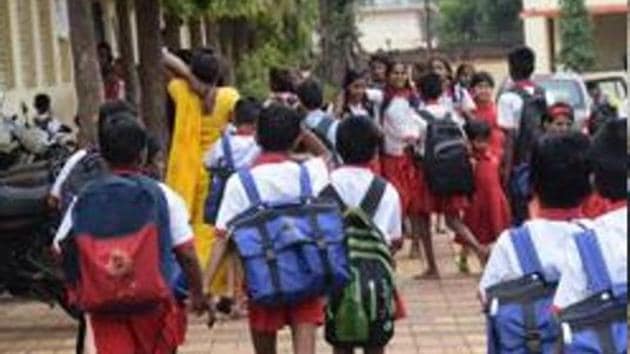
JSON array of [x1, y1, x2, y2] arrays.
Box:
[[470, 72, 504, 158], [380, 60, 430, 262], [456, 120, 511, 273], [416, 73, 490, 278]]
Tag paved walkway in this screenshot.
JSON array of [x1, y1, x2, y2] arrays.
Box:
[[0, 232, 488, 354]]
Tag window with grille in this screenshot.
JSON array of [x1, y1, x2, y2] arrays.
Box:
[[17, 0, 37, 88], [37, 0, 56, 86], [0, 0, 15, 90]]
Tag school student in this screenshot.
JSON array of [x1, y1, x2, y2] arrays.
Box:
[[470, 72, 504, 157], [417, 73, 487, 277], [54, 114, 207, 353], [379, 60, 427, 260], [327, 116, 404, 354], [456, 120, 511, 274], [203, 97, 261, 317], [205, 104, 331, 354], [542, 102, 575, 134], [480, 132, 593, 299], [497, 46, 547, 225], [32, 93, 71, 143], [427, 56, 476, 119], [368, 52, 390, 90], [265, 67, 299, 108], [297, 79, 339, 151], [335, 69, 380, 121], [553, 118, 627, 311]]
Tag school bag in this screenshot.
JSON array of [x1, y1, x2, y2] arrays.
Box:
[[308, 113, 342, 165], [485, 226, 560, 354], [228, 163, 350, 307], [419, 110, 474, 196], [204, 134, 236, 224], [508, 86, 547, 225], [558, 229, 628, 354], [324, 177, 396, 348], [61, 173, 175, 314]]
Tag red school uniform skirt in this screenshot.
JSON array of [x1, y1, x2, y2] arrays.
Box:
[[381, 153, 430, 216], [457, 153, 511, 245]]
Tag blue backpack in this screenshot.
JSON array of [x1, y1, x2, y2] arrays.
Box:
[[204, 134, 236, 224], [229, 163, 350, 307], [486, 226, 560, 354], [558, 229, 628, 354]]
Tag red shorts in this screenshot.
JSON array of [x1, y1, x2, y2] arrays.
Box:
[[249, 297, 324, 334], [86, 299, 185, 354]]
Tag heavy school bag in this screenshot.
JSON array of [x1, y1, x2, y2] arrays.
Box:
[[508, 86, 547, 226], [419, 110, 474, 196], [204, 134, 236, 224], [325, 177, 396, 348], [229, 164, 350, 307], [61, 174, 174, 314], [558, 229, 628, 354], [486, 226, 560, 354]]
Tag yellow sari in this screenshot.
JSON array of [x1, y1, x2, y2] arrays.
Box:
[[166, 79, 239, 293]]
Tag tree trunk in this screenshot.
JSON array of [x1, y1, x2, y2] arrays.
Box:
[[134, 0, 168, 148], [115, 0, 139, 107], [67, 0, 103, 146], [204, 16, 220, 52], [163, 12, 182, 50], [189, 16, 203, 49], [318, 0, 355, 86], [218, 19, 235, 84]]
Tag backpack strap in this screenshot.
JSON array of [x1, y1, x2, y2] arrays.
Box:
[[417, 109, 436, 123], [298, 163, 313, 199], [315, 116, 335, 137], [238, 169, 262, 205], [510, 226, 545, 278], [221, 133, 235, 170], [574, 229, 615, 295], [359, 177, 387, 218]]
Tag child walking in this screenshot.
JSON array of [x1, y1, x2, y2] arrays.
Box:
[[327, 116, 405, 354], [456, 120, 511, 273], [470, 72, 504, 158]]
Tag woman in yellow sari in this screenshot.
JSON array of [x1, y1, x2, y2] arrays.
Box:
[[163, 49, 239, 294]]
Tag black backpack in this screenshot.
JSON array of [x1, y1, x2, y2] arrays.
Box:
[[324, 177, 396, 348], [510, 86, 548, 165], [59, 150, 108, 212], [419, 110, 474, 196]]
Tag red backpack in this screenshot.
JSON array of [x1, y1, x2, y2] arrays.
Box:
[[61, 174, 174, 314]]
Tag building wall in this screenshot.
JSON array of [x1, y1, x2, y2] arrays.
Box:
[[523, 0, 627, 10], [0, 0, 77, 124], [592, 14, 627, 70], [524, 16, 553, 73], [357, 7, 426, 52]]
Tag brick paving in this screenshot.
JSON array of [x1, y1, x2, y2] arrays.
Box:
[[0, 232, 487, 354]]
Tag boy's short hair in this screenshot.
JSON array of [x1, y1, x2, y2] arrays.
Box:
[[343, 69, 367, 88], [191, 48, 221, 85], [589, 118, 627, 201], [34, 94, 51, 114], [296, 79, 324, 110], [419, 73, 444, 100], [100, 112, 148, 167], [98, 100, 137, 143], [146, 133, 161, 163], [234, 97, 262, 126], [337, 115, 382, 164], [369, 52, 390, 67], [508, 46, 536, 81], [464, 120, 491, 141], [269, 67, 295, 93], [470, 71, 495, 88], [256, 104, 302, 152], [543, 102, 575, 124], [530, 132, 592, 209]]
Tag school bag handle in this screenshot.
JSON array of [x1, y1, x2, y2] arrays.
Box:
[[511, 226, 545, 280], [238, 163, 313, 205]]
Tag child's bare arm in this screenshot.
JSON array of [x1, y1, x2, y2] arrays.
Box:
[[204, 232, 230, 296], [174, 244, 208, 315], [296, 128, 331, 161], [162, 48, 193, 82]]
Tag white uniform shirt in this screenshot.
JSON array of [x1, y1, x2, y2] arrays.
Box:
[[303, 109, 339, 149], [479, 219, 585, 299], [53, 182, 194, 252], [440, 85, 476, 113], [204, 134, 261, 170], [215, 157, 330, 232], [553, 207, 628, 309], [382, 97, 427, 156], [50, 149, 89, 199], [330, 167, 402, 245], [497, 84, 537, 130]]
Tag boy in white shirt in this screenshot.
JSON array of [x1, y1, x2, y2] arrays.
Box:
[[204, 104, 330, 354], [296, 79, 339, 151], [554, 119, 628, 311], [480, 132, 593, 300]]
